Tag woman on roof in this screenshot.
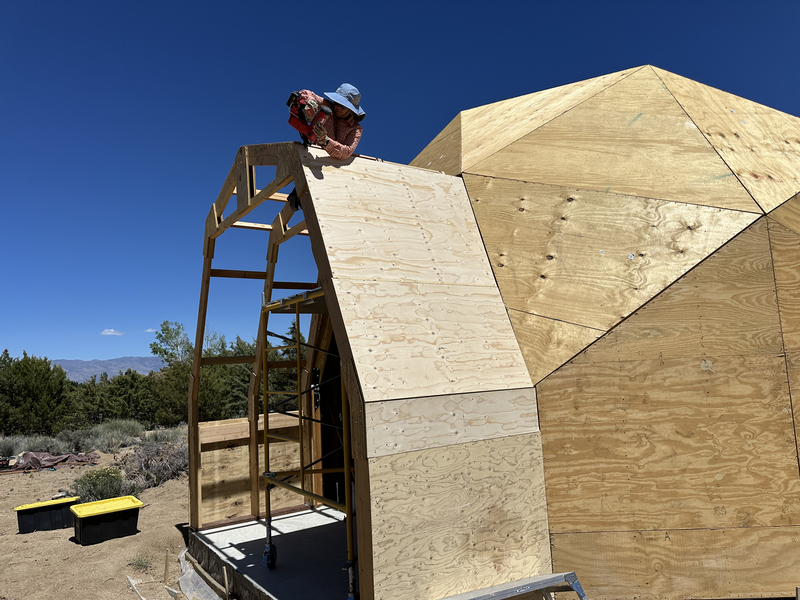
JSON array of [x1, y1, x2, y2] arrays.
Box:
[[298, 83, 366, 160]]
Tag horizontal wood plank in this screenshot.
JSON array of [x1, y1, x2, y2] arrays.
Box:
[[365, 387, 538, 457]]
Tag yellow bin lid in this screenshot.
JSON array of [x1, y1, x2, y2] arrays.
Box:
[[14, 496, 80, 511], [70, 495, 143, 518]]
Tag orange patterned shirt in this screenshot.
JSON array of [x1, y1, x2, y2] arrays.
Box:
[[299, 89, 362, 160]]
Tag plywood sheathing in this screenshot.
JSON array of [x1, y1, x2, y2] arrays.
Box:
[[411, 66, 641, 175], [368, 433, 551, 600], [468, 67, 759, 212], [537, 218, 800, 598], [299, 148, 531, 403], [551, 527, 800, 600], [654, 66, 800, 214], [411, 112, 462, 175], [465, 174, 759, 332], [770, 219, 800, 353], [769, 191, 800, 236]]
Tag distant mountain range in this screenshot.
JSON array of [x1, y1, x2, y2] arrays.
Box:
[[52, 356, 165, 382]]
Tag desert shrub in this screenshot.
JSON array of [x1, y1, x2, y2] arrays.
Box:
[[145, 424, 187, 444], [117, 439, 188, 489], [55, 428, 96, 453], [128, 552, 153, 572], [0, 434, 71, 455], [71, 466, 140, 502], [86, 419, 144, 452]]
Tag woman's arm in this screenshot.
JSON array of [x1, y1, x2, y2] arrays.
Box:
[[323, 125, 362, 160]]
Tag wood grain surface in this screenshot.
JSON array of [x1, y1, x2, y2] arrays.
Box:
[[364, 387, 538, 457], [468, 67, 759, 212], [465, 174, 758, 330], [769, 191, 800, 235], [303, 152, 495, 287], [459, 66, 640, 173], [551, 526, 800, 600], [583, 218, 783, 362], [655, 66, 800, 213], [368, 433, 551, 600], [200, 440, 299, 524], [410, 113, 462, 175], [538, 353, 799, 533], [769, 219, 800, 353], [507, 308, 604, 385], [332, 278, 531, 402]]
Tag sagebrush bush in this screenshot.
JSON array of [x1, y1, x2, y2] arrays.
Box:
[[0, 434, 71, 456], [145, 424, 187, 444], [118, 439, 188, 489], [70, 467, 140, 502]]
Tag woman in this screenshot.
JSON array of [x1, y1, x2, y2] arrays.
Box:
[[298, 83, 366, 160]]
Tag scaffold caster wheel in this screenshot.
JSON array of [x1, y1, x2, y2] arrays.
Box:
[[265, 544, 277, 570]]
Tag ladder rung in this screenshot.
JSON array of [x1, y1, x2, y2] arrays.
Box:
[[270, 345, 296, 351], [266, 433, 300, 443], [265, 477, 345, 512], [265, 390, 299, 395]]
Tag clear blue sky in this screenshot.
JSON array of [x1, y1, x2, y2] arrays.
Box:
[[2, 1, 799, 361]]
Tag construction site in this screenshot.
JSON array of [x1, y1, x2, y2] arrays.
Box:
[[185, 65, 800, 600]]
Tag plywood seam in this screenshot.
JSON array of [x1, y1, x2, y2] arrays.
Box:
[[507, 307, 605, 334], [367, 427, 541, 459], [460, 65, 648, 173], [767, 190, 800, 217], [329, 275, 497, 289], [765, 218, 800, 481], [538, 216, 768, 381], [366, 384, 534, 405], [551, 523, 800, 535], [649, 65, 766, 215], [462, 170, 763, 215]]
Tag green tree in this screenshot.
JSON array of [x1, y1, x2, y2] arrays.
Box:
[[0, 352, 71, 435], [150, 321, 193, 365]]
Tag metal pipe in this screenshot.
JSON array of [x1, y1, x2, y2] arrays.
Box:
[[269, 467, 344, 476]]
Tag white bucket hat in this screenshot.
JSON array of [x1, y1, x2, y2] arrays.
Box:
[[324, 83, 366, 117]]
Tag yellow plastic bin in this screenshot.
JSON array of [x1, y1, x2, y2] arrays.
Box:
[[70, 496, 143, 545], [14, 496, 80, 533]]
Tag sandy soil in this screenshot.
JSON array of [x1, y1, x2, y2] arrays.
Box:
[[0, 453, 189, 600]]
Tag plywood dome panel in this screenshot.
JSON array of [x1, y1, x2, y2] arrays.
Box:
[[655, 66, 800, 213], [469, 67, 760, 212]]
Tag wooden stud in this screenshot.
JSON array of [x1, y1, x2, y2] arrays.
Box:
[[214, 163, 237, 216]]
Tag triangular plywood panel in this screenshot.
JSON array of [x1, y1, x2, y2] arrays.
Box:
[[410, 112, 461, 175], [537, 218, 797, 534], [469, 67, 760, 212], [459, 66, 641, 172], [769, 191, 800, 236], [768, 219, 800, 353], [655, 67, 800, 213], [465, 174, 759, 330], [508, 308, 603, 385]]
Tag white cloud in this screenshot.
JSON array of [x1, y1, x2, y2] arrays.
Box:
[[145, 328, 157, 333], [100, 328, 125, 336]]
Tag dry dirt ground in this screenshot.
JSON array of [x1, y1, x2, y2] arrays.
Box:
[[0, 453, 190, 600]]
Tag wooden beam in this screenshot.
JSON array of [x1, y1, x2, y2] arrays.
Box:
[[277, 220, 308, 245], [214, 163, 237, 216], [188, 239, 215, 530], [235, 146, 254, 214], [234, 191, 289, 204], [208, 271, 316, 288], [213, 171, 293, 240]]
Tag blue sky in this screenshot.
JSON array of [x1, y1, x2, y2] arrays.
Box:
[[2, 1, 799, 361]]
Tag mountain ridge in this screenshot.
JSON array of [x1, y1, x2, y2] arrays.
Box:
[[52, 356, 165, 382]]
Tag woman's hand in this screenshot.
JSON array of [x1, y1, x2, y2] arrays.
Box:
[[313, 122, 329, 146]]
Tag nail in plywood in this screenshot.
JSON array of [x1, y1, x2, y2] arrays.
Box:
[[364, 386, 538, 458], [368, 433, 551, 600], [410, 112, 462, 175], [332, 278, 530, 403], [769, 191, 800, 235], [465, 174, 758, 330], [469, 67, 759, 213], [551, 527, 800, 600], [587, 218, 783, 362], [655, 66, 800, 213], [302, 150, 495, 286], [768, 219, 800, 352], [507, 308, 603, 385], [459, 66, 641, 173]]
